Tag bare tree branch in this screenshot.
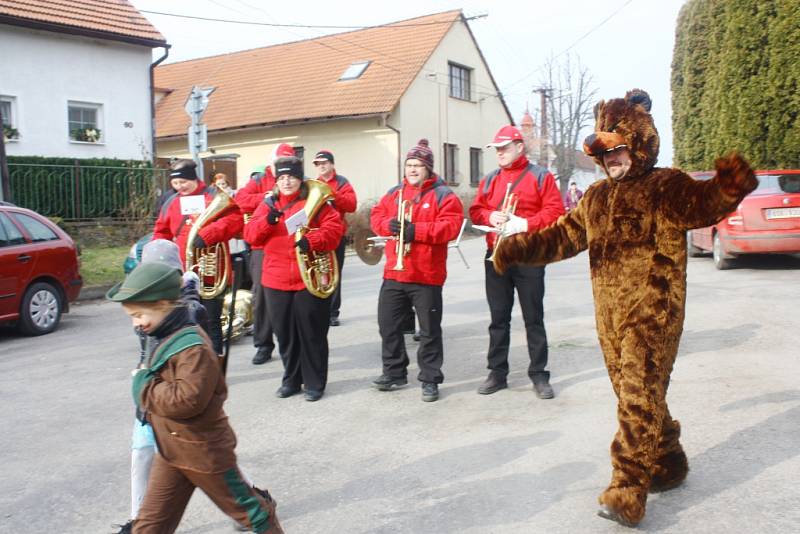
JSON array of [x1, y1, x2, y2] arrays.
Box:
[[538, 53, 597, 193]]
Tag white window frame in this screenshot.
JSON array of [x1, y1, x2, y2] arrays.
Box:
[[68, 101, 104, 144], [1, 95, 19, 142], [339, 61, 371, 81]]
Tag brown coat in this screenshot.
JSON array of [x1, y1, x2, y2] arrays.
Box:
[[138, 327, 237, 474]]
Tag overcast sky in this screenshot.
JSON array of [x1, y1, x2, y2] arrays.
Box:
[[131, 0, 687, 166]]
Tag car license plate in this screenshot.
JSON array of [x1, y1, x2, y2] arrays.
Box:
[[765, 207, 800, 219]]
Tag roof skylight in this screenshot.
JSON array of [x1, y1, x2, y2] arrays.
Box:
[[339, 61, 371, 81]]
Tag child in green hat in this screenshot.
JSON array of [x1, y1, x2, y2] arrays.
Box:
[[108, 263, 283, 533]]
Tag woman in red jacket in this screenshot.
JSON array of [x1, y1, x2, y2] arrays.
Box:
[[243, 157, 343, 402], [152, 159, 243, 355], [369, 139, 464, 402]]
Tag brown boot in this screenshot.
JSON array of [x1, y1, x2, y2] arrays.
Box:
[[650, 448, 689, 492], [597, 485, 647, 527]]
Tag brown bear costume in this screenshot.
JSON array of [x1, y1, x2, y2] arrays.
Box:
[[493, 89, 758, 527]]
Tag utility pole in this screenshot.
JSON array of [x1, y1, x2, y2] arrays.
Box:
[[184, 85, 215, 181], [0, 107, 10, 203], [533, 87, 551, 168]]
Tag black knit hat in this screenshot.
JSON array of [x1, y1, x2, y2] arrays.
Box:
[[169, 159, 199, 180], [274, 157, 304, 180]]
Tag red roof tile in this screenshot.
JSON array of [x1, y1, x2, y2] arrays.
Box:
[[0, 0, 165, 45], [154, 10, 461, 139]]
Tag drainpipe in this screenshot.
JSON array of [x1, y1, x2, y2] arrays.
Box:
[[382, 114, 401, 184], [149, 45, 171, 163]]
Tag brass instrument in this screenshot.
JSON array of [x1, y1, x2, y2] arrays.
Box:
[[487, 183, 518, 263], [221, 289, 253, 341], [393, 188, 413, 271], [296, 179, 340, 298], [185, 188, 234, 299]]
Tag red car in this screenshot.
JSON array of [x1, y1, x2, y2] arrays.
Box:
[[687, 170, 800, 269], [0, 202, 83, 335]]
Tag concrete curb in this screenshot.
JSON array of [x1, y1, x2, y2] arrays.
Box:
[[77, 285, 114, 302]]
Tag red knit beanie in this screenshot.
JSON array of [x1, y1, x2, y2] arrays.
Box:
[[406, 138, 434, 172]]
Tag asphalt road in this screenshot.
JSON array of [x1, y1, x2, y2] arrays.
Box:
[[1, 237, 798, 534]]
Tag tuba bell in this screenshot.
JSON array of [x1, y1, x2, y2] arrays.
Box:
[[296, 179, 340, 299], [185, 187, 234, 299]]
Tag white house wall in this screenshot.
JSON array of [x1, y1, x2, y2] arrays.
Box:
[[390, 19, 511, 194], [0, 25, 154, 160], [157, 117, 399, 203]]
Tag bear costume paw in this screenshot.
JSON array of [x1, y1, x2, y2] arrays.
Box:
[[650, 449, 689, 493], [715, 152, 756, 197], [597, 486, 646, 527]]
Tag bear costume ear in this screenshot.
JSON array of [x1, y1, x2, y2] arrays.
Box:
[[593, 100, 604, 120], [625, 89, 652, 112]]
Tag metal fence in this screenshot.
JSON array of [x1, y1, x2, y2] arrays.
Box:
[[8, 163, 170, 220]]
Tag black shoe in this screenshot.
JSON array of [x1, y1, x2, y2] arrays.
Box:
[[421, 382, 439, 402], [533, 380, 555, 399], [304, 389, 324, 402], [252, 347, 273, 365], [329, 316, 340, 327], [275, 385, 300, 398], [372, 374, 408, 391], [477, 374, 507, 395], [111, 520, 133, 534]]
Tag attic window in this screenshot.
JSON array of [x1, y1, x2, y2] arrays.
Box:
[[339, 61, 371, 81]]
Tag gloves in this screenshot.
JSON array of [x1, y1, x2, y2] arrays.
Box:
[[388, 218, 401, 235], [294, 237, 310, 253], [403, 222, 415, 243], [267, 208, 282, 225], [501, 214, 528, 237], [192, 235, 206, 249]]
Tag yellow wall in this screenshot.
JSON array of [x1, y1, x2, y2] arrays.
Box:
[[158, 117, 399, 204]]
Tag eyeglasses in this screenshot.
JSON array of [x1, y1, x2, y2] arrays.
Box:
[[405, 163, 426, 169], [276, 175, 301, 182]]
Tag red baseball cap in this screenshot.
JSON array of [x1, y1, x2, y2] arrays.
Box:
[[486, 125, 524, 147], [271, 143, 295, 162]]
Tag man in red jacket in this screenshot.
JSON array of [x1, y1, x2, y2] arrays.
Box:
[[469, 126, 565, 398], [311, 149, 357, 327], [370, 139, 464, 402], [152, 159, 243, 355], [237, 144, 295, 365]]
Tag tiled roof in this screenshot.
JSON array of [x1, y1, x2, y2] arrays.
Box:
[[0, 0, 165, 45], [154, 10, 462, 139]]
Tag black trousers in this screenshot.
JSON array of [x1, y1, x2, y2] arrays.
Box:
[[377, 279, 444, 384], [249, 249, 276, 354], [266, 287, 331, 393], [329, 238, 346, 319], [200, 296, 224, 355], [484, 250, 549, 381]]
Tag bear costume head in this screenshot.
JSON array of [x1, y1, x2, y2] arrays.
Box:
[[583, 89, 660, 180]]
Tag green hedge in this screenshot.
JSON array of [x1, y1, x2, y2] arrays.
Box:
[[672, 0, 800, 170]]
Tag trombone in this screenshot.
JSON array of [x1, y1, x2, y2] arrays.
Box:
[[487, 183, 518, 263], [393, 188, 413, 271]]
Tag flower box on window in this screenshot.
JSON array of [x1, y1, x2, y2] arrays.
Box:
[[70, 127, 101, 143], [3, 125, 19, 141]]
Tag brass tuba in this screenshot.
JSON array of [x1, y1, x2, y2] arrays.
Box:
[[296, 179, 339, 299], [185, 187, 234, 299]]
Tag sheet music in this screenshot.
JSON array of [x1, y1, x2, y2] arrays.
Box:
[[284, 210, 308, 234]]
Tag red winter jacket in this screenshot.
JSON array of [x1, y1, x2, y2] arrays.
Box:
[[320, 171, 357, 234], [371, 175, 463, 286], [152, 181, 243, 266], [469, 155, 565, 249], [243, 187, 343, 291], [236, 168, 276, 215]]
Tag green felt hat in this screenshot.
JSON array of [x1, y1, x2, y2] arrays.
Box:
[[106, 262, 181, 302]]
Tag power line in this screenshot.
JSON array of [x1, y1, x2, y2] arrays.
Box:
[[501, 0, 635, 93], [140, 9, 464, 29]]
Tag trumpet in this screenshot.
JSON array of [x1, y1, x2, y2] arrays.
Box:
[[487, 183, 518, 263], [393, 188, 413, 271]]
